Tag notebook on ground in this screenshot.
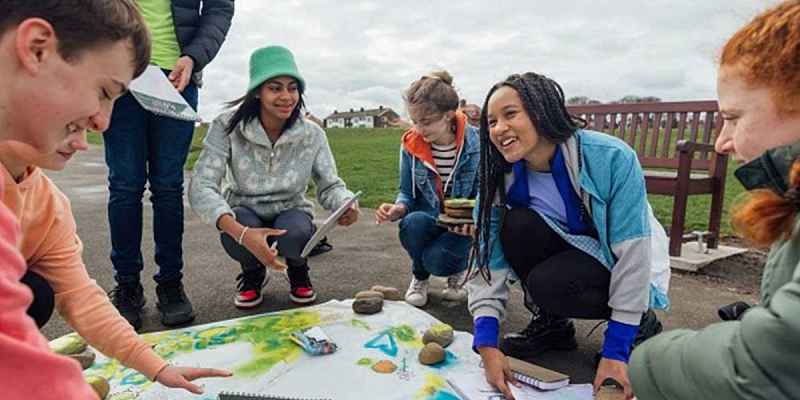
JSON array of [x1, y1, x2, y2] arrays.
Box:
[[507, 356, 570, 390]]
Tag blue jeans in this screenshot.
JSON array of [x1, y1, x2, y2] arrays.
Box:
[[104, 74, 198, 285], [398, 211, 471, 280]]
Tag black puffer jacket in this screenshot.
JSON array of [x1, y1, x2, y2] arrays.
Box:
[[171, 0, 234, 77]]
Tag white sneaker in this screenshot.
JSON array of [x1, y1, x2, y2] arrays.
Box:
[[442, 270, 468, 302], [405, 277, 430, 307]]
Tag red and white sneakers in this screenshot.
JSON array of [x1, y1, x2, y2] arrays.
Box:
[[288, 266, 316, 304], [234, 269, 267, 309]]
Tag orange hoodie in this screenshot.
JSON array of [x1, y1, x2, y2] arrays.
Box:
[[400, 111, 469, 202], [0, 171, 99, 399], [1, 166, 167, 381]]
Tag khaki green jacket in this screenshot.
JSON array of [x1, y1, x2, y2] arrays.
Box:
[[630, 217, 800, 400]]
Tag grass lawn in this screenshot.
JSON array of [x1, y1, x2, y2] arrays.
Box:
[[91, 126, 746, 236]]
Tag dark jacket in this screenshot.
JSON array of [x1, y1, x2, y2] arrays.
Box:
[[170, 0, 234, 81]]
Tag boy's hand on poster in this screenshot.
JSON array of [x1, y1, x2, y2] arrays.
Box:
[[154, 365, 232, 394], [242, 227, 287, 271], [375, 203, 407, 224], [593, 358, 633, 399], [448, 223, 475, 237], [169, 56, 194, 92], [478, 347, 519, 400], [338, 201, 360, 226]]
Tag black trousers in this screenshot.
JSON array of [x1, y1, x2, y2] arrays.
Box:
[[501, 207, 611, 320], [220, 206, 315, 274], [21, 270, 55, 328]]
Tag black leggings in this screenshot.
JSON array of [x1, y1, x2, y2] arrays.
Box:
[[501, 207, 611, 320], [21, 270, 55, 328]]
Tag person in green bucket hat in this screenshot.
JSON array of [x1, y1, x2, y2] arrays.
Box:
[[189, 46, 359, 309]]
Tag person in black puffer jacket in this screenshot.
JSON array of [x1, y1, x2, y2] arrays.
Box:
[[104, 0, 234, 331]]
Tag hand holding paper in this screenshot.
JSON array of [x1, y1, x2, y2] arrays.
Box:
[[169, 56, 195, 92]]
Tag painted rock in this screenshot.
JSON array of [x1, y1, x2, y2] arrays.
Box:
[[86, 376, 110, 400], [418, 342, 446, 365], [353, 296, 383, 314], [49, 333, 87, 355], [107, 393, 137, 400], [370, 285, 403, 301], [371, 359, 397, 374], [422, 323, 454, 347], [69, 348, 96, 369], [355, 290, 384, 300], [596, 385, 625, 400]]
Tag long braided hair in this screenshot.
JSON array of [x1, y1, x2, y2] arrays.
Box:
[[468, 72, 586, 282]]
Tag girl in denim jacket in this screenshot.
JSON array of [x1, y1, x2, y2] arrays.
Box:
[[375, 71, 480, 307]]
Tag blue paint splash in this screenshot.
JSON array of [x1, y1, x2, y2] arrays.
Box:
[[429, 390, 460, 400], [428, 350, 458, 370], [365, 330, 398, 357]]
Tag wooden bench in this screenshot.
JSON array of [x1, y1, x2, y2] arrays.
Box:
[[567, 101, 728, 257]]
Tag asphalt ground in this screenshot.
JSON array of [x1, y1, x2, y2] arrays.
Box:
[[41, 145, 758, 384]]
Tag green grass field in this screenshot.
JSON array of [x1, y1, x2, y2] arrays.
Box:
[[90, 126, 746, 236]]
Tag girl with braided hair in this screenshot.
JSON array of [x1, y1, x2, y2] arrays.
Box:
[[466, 72, 670, 399], [629, 2, 800, 399], [375, 71, 479, 307]]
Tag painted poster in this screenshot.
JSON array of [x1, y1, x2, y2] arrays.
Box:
[[84, 300, 480, 400]]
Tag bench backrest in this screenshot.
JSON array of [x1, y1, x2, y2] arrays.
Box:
[[567, 101, 722, 171]]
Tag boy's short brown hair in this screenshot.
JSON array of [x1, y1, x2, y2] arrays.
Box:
[[0, 0, 151, 78]]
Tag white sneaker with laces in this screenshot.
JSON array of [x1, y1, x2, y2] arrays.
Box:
[[405, 277, 430, 307], [442, 270, 468, 302]]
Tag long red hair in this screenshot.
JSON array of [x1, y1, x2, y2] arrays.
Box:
[[725, 1, 800, 246]]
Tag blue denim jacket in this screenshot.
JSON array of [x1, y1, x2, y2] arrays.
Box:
[[395, 113, 480, 216]]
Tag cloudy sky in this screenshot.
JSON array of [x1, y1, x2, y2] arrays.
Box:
[[196, 0, 780, 121]]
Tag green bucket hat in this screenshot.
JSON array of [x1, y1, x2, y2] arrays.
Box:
[[247, 45, 305, 92]]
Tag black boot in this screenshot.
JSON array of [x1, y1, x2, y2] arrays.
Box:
[[156, 279, 195, 326], [500, 310, 577, 359], [634, 309, 663, 347], [110, 282, 145, 331]]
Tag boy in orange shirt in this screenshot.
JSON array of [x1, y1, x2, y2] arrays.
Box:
[[0, 0, 228, 397]]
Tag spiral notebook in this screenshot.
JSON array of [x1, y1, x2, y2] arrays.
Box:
[[507, 356, 570, 391], [218, 392, 332, 400]]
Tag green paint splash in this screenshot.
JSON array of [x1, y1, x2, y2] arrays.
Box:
[[356, 357, 373, 366], [351, 319, 371, 330]]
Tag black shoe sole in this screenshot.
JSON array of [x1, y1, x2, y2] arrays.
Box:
[[156, 304, 195, 327]]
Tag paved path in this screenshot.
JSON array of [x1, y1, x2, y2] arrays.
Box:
[[41, 145, 758, 384]]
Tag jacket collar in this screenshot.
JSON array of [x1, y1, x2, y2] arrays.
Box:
[[239, 116, 309, 148], [401, 111, 469, 168], [734, 141, 800, 195]]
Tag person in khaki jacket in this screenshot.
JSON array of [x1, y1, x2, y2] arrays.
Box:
[[629, 2, 800, 399]]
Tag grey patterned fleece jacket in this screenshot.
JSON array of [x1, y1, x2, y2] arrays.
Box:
[[188, 110, 354, 226]]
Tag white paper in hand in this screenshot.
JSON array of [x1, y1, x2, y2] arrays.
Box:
[[301, 191, 362, 258], [128, 65, 200, 122]]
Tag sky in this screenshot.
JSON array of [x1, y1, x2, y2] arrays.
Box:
[[196, 0, 780, 122]]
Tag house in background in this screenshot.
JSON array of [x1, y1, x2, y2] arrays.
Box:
[[324, 106, 400, 128]]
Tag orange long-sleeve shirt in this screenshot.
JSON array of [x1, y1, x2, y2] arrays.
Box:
[[0, 169, 98, 399], [2, 166, 167, 380]]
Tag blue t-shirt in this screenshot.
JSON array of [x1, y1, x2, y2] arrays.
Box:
[[526, 170, 568, 230]]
